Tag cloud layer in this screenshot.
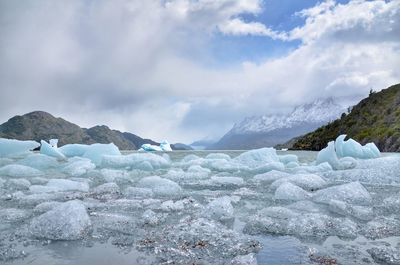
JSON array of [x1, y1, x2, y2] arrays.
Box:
[[0, 0, 399, 143]]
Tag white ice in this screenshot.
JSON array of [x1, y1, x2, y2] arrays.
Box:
[[30, 200, 92, 240], [0, 138, 40, 157], [40, 140, 66, 160]]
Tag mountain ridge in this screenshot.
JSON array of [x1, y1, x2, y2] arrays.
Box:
[[290, 83, 400, 152], [209, 98, 345, 150], [0, 111, 190, 150]]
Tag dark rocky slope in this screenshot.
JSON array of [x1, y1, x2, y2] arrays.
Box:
[[291, 83, 400, 152]]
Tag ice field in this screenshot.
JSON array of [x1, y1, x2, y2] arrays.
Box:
[[0, 136, 399, 265]]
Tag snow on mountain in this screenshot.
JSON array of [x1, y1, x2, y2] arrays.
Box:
[[230, 98, 345, 135]]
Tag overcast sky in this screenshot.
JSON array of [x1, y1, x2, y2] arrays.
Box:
[[0, 0, 399, 143]]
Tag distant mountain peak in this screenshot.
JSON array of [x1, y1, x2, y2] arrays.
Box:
[[210, 97, 346, 150], [230, 97, 344, 135]]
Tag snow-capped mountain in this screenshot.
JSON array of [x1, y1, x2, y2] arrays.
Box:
[[210, 98, 345, 150]]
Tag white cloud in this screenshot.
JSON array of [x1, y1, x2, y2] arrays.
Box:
[[0, 0, 399, 143]]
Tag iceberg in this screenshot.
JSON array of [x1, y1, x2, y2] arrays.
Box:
[[59, 144, 90, 157], [139, 140, 172, 152], [137, 176, 182, 197], [82, 143, 121, 166], [0, 138, 40, 157], [318, 135, 380, 169], [40, 140, 66, 160], [30, 200, 92, 240]]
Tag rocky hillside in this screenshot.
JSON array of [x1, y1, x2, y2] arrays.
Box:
[[0, 111, 159, 150], [291, 83, 400, 152]]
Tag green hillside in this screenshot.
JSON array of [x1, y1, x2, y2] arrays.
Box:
[[291, 83, 400, 152]]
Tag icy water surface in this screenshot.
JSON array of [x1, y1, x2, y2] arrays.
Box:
[[1, 150, 400, 265]]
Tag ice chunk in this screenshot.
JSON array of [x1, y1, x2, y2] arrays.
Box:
[[338, 156, 358, 170], [328, 200, 373, 221], [231, 253, 257, 265], [40, 140, 66, 160], [253, 170, 291, 184], [142, 209, 164, 226], [250, 162, 285, 174], [49, 139, 58, 147], [279, 154, 299, 164], [316, 141, 340, 169], [92, 182, 120, 194], [30, 200, 92, 240], [5, 178, 31, 190], [210, 176, 245, 187], [0, 138, 40, 157], [160, 140, 172, 151], [367, 247, 400, 265], [203, 196, 234, 222], [62, 157, 96, 177], [140, 143, 162, 152], [363, 216, 400, 239], [234, 148, 279, 168], [46, 179, 89, 192], [82, 143, 121, 166], [33, 201, 63, 214], [205, 153, 231, 160], [0, 208, 31, 222], [0, 164, 43, 178], [124, 187, 153, 199], [101, 153, 169, 170], [333, 134, 380, 159], [270, 173, 327, 191], [274, 182, 310, 201], [59, 144, 89, 157], [313, 182, 372, 205], [137, 176, 182, 197], [18, 153, 58, 170]]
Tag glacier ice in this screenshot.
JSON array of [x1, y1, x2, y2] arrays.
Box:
[[274, 182, 310, 201], [140, 140, 173, 152], [30, 200, 92, 240], [59, 143, 90, 157], [0, 138, 398, 264], [137, 176, 182, 197], [82, 143, 121, 166], [203, 196, 234, 223], [312, 181, 372, 205], [0, 164, 43, 178], [40, 140, 66, 160], [318, 135, 380, 168], [0, 138, 40, 157]]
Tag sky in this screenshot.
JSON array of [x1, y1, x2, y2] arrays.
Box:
[[0, 0, 399, 143]]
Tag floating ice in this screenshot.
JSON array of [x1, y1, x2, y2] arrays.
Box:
[[92, 182, 120, 195], [203, 196, 234, 223], [102, 153, 169, 170], [0, 138, 40, 157], [0, 164, 43, 178], [328, 199, 373, 221], [82, 143, 121, 166], [30, 200, 92, 240], [4, 178, 31, 191], [59, 144, 89, 157], [40, 140, 66, 160], [318, 135, 380, 169], [46, 179, 89, 192], [253, 170, 291, 183], [137, 176, 182, 197], [62, 157, 96, 177], [270, 173, 327, 191], [312, 181, 372, 205], [274, 182, 310, 201], [18, 153, 58, 170], [139, 140, 173, 152], [160, 140, 172, 151], [234, 148, 279, 168]]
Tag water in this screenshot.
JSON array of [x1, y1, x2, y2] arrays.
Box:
[[0, 150, 399, 265]]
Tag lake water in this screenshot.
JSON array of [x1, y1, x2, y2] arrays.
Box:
[[1, 150, 399, 265]]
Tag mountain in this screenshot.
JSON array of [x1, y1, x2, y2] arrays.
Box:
[[190, 139, 217, 150], [0, 111, 159, 150], [290, 83, 400, 152], [209, 98, 345, 150]]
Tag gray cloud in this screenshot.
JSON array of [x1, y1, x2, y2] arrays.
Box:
[[0, 0, 399, 143]]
